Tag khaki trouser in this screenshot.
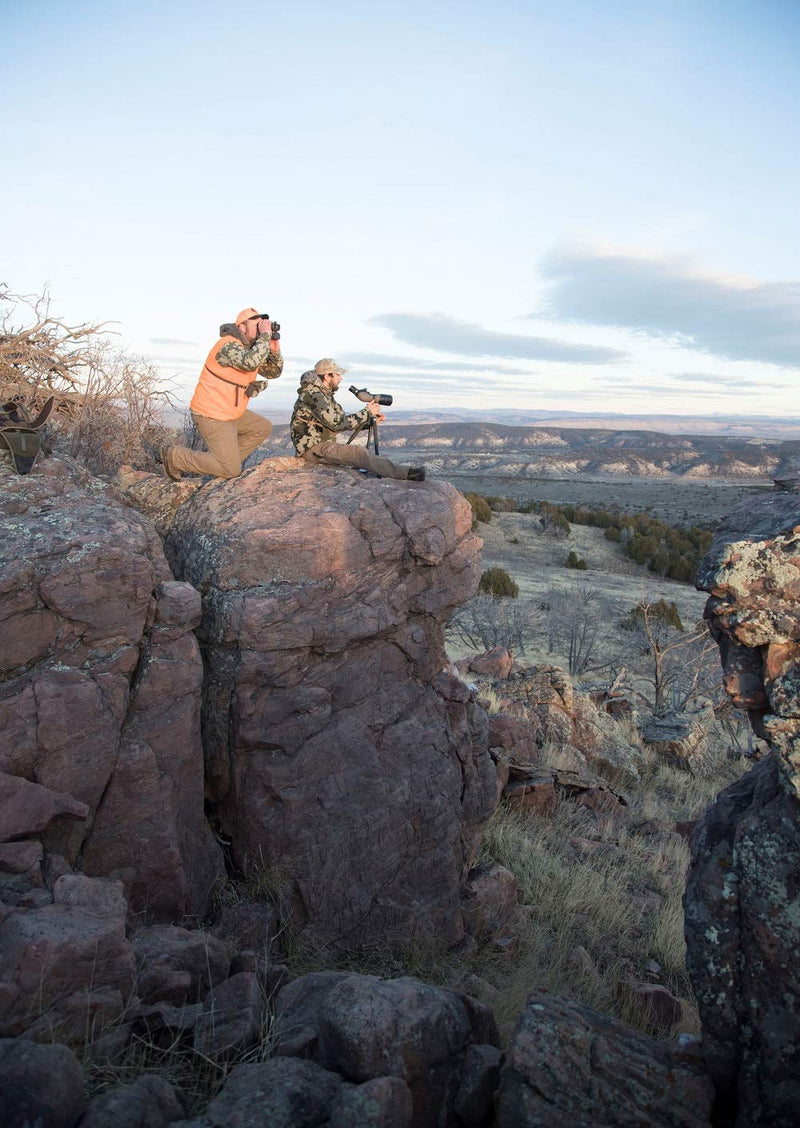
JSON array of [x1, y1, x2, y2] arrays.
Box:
[[170, 410, 272, 478], [300, 440, 410, 480]]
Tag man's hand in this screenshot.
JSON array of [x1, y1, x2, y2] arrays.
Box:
[[367, 401, 385, 423], [256, 318, 272, 337]]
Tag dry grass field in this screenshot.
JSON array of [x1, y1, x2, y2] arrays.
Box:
[[441, 472, 767, 526], [478, 510, 707, 619]]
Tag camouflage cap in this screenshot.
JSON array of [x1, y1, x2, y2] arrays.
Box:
[[314, 358, 347, 377]]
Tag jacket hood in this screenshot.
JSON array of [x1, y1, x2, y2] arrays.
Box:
[[296, 373, 327, 395], [219, 323, 246, 342]]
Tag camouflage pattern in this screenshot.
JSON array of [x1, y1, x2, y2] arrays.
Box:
[[215, 325, 284, 378], [290, 375, 370, 454]]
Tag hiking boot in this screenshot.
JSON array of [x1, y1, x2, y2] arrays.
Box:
[[407, 466, 426, 482], [161, 445, 181, 482]]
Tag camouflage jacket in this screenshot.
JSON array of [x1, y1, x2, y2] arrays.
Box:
[[290, 376, 370, 454], [215, 322, 284, 379]]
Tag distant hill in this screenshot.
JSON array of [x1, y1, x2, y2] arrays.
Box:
[[259, 420, 798, 479], [165, 403, 800, 439]]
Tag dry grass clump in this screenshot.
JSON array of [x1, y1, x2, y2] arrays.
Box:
[[476, 741, 749, 1039], [478, 803, 688, 1029], [82, 1004, 277, 1114], [638, 752, 748, 823]]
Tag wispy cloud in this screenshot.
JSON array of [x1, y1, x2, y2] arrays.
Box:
[[668, 371, 790, 389], [538, 247, 800, 367], [341, 351, 533, 375], [369, 313, 626, 364], [603, 380, 766, 398]]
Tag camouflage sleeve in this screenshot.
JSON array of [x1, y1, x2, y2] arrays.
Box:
[[344, 408, 371, 430], [216, 335, 278, 373], [256, 351, 283, 381]]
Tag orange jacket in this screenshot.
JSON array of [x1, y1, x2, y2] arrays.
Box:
[[190, 336, 254, 421]]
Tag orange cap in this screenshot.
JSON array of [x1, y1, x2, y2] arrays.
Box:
[[235, 307, 261, 325]]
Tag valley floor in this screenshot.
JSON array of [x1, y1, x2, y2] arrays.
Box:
[[436, 471, 768, 527]]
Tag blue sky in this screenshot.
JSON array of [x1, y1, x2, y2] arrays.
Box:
[[2, 0, 799, 419]]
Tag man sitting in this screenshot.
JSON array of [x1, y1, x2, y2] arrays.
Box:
[[162, 307, 282, 480], [290, 359, 425, 481]]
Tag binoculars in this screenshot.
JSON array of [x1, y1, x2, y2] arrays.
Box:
[[255, 315, 281, 341]]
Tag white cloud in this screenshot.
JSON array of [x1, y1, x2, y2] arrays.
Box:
[[538, 246, 800, 368], [369, 312, 626, 363]]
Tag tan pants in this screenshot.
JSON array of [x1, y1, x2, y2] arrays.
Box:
[[170, 410, 272, 478], [300, 440, 410, 480]]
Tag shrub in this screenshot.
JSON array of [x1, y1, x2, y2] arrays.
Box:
[[518, 498, 711, 583], [486, 495, 519, 512], [566, 550, 588, 571], [0, 285, 170, 476], [464, 492, 492, 525], [541, 505, 570, 538], [666, 554, 696, 582], [478, 567, 519, 598], [623, 599, 684, 632]]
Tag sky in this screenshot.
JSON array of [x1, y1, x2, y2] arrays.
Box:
[[2, 0, 800, 421]]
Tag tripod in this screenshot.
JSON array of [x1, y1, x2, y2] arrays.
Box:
[[345, 414, 381, 456]]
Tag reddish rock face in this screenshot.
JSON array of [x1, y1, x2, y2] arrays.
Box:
[[498, 666, 644, 788], [0, 459, 223, 920], [155, 460, 495, 948], [690, 492, 800, 1127], [457, 646, 515, 679], [496, 991, 713, 1127]]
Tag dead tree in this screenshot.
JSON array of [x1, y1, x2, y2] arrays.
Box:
[[0, 285, 172, 474]]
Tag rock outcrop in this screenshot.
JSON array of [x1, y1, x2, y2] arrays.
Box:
[[0, 458, 223, 920], [496, 991, 713, 1127], [493, 666, 644, 789], [690, 491, 800, 1127], [272, 971, 501, 1128], [121, 459, 496, 948]]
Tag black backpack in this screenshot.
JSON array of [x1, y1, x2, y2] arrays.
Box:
[[0, 396, 55, 475]]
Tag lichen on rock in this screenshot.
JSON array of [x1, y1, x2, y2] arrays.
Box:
[[687, 490, 800, 1127]]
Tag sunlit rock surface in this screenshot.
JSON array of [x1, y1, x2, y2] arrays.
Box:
[[128, 457, 496, 948]]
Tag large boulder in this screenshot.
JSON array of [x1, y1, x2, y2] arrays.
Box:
[[0, 1038, 86, 1128], [175, 1057, 413, 1128], [0, 458, 223, 920], [272, 971, 500, 1128], [79, 1074, 186, 1128], [690, 491, 800, 1126], [125, 460, 496, 948], [0, 876, 135, 1043], [495, 991, 713, 1127]]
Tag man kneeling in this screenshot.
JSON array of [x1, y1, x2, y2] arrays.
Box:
[[290, 359, 426, 481]]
